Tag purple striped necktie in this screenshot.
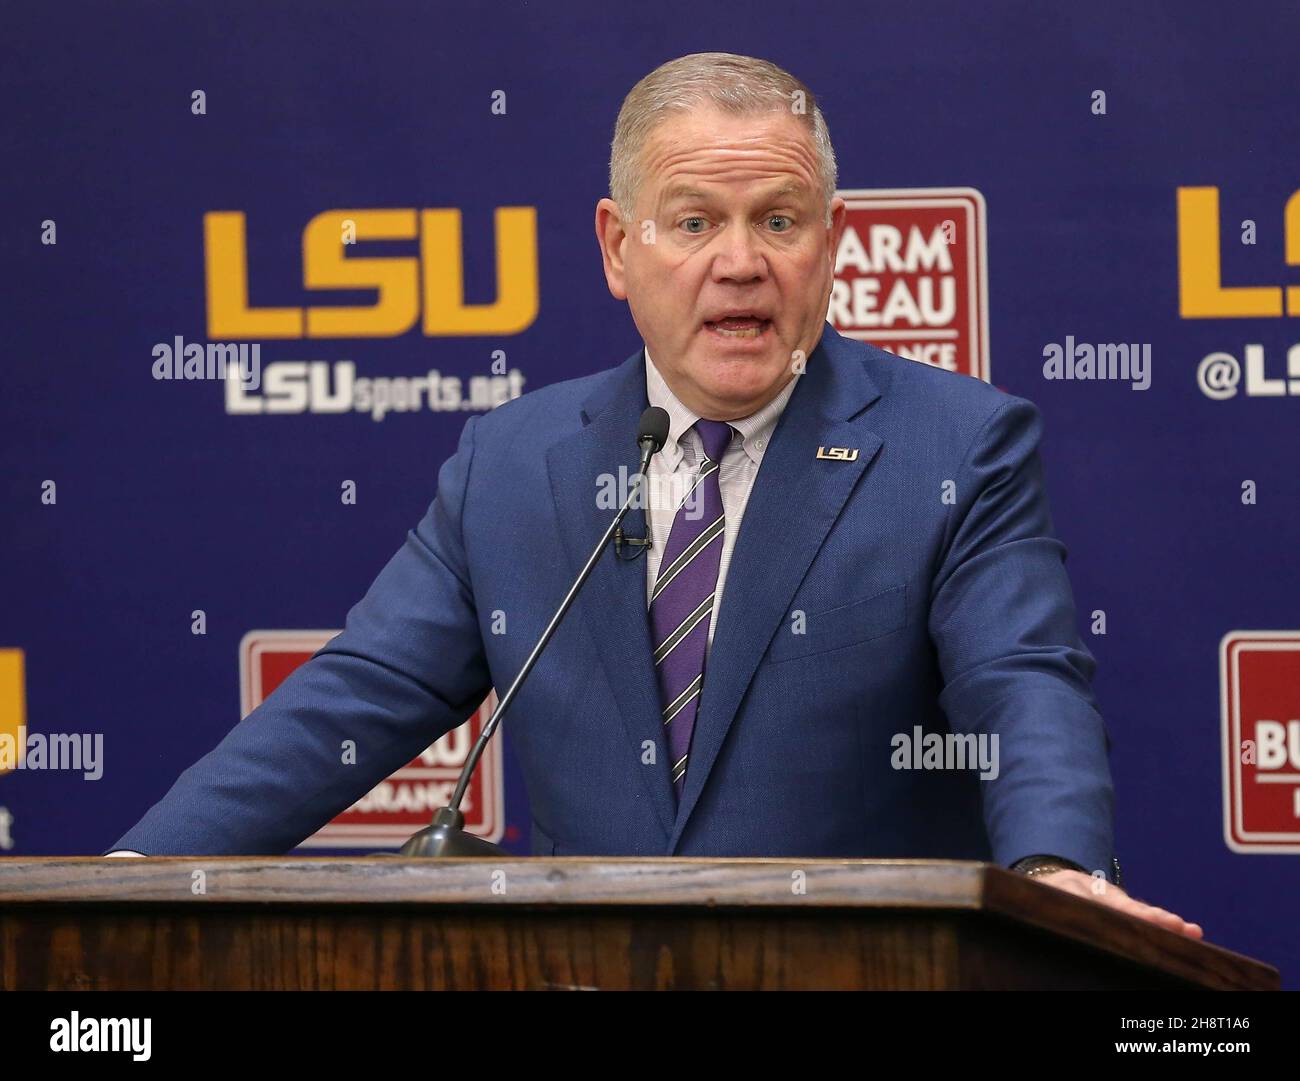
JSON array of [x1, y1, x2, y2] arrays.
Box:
[[650, 418, 734, 798]]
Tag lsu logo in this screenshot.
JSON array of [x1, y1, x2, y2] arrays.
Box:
[[205, 208, 538, 339], [1178, 187, 1300, 400], [239, 631, 505, 849], [1178, 187, 1300, 317], [1221, 631, 1300, 853], [830, 187, 989, 382], [816, 446, 859, 461]]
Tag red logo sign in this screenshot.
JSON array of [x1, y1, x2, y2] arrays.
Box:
[[239, 630, 504, 849], [1221, 630, 1300, 853], [831, 187, 989, 382]]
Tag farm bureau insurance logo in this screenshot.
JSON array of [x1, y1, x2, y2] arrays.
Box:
[[239, 631, 505, 848], [829, 187, 989, 382], [202, 208, 536, 418], [1221, 630, 1300, 853], [1178, 186, 1300, 400]]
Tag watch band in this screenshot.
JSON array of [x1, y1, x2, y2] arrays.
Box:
[[1012, 854, 1085, 876], [1012, 854, 1125, 888], [1023, 862, 1072, 879]]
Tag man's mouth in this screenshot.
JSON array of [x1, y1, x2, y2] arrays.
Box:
[[703, 316, 772, 339]]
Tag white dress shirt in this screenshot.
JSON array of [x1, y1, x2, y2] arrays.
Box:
[[642, 346, 799, 660]]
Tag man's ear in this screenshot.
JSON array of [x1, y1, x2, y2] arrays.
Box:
[[595, 198, 630, 300], [825, 195, 848, 270]]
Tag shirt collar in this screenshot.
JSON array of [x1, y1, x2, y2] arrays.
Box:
[[643, 345, 797, 469]]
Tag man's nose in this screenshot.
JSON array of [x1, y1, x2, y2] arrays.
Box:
[[711, 224, 768, 282]]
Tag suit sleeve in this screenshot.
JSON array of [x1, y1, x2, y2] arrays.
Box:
[[928, 396, 1116, 880], [105, 415, 493, 855]]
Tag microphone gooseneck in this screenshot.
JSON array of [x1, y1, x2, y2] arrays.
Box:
[[397, 406, 671, 857]]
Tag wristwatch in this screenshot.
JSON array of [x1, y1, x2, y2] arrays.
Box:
[[1012, 854, 1124, 887], [1012, 854, 1085, 878]]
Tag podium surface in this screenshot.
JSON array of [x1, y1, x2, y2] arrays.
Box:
[[0, 857, 1279, 990]]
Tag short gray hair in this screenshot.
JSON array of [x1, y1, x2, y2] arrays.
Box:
[[608, 52, 838, 227]]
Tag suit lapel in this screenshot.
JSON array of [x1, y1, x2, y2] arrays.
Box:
[[668, 328, 884, 852], [545, 350, 678, 840]]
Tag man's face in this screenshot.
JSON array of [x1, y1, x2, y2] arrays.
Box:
[[597, 106, 846, 421]]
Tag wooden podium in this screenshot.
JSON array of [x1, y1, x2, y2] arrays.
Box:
[[0, 858, 1278, 990]]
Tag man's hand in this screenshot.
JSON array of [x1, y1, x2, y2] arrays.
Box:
[[1032, 868, 1203, 939]]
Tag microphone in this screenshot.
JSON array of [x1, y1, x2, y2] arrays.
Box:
[[397, 406, 671, 857], [616, 405, 667, 557], [637, 404, 671, 456]]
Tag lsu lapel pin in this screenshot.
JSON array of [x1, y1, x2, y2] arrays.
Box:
[[816, 446, 859, 461]]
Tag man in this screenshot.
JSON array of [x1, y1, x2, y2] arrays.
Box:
[[109, 53, 1200, 938]]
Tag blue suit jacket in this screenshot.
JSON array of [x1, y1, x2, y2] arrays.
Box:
[[111, 323, 1115, 874]]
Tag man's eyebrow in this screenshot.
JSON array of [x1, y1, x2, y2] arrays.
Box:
[[661, 182, 810, 205], [661, 185, 707, 204], [764, 183, 807, 201]]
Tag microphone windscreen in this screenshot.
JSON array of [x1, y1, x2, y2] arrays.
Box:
[[638, 406, 671, 453]]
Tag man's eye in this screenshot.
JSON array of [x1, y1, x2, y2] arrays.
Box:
[[681, 217, 709, 234], [768, 215, 793, 232]]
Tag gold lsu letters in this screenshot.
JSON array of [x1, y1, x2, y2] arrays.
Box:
[[204, 208, 539, 339], [1178, 187, 1300, 318]]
